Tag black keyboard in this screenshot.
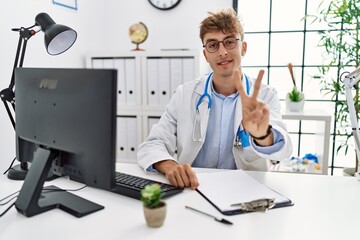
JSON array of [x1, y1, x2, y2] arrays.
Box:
[[114, 172, 183, 200]]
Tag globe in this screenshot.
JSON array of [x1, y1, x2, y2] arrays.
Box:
[[129, 22, 148, 51]]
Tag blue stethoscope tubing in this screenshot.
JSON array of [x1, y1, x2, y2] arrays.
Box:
[[193, 72, 250, 148]]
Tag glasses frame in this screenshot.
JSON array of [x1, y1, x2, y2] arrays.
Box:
[[203, 38, 240, 53]]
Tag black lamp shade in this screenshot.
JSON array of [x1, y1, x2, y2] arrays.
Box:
[[35, 13, 77, 55]]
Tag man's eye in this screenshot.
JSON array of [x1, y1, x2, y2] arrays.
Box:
[[208, 42, 218, 49], [225, 39, 236, 45]]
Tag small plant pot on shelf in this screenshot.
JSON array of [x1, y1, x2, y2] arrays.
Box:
[[143, 201, 167, 228], [285, 93, 305, 112]]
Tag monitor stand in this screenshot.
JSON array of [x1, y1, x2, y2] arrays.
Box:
[[15, 147, 104, 217], [7, 161, 58, 181]]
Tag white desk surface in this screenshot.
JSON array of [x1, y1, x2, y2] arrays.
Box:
[[1, 163, 359, 240]]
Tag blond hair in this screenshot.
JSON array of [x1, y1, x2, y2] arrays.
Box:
[[199, 8, 244, 43]]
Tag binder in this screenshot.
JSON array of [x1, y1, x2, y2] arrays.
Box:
[[147, 58, 159, 105], [125, 117, 138, 163], [125, 58, 136, 105], [196, 170, 293, 215], [170, 58, 183, 95], [158, 58, 171, 105], [114, 59, 126, 106], [102, 58, 114, 69], [182, 57, 195, 83], [147, 117, 160, 134], [116, 117, 127, 162], [92, 59, 104, 69]]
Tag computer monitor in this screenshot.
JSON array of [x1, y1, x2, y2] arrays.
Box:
[[14, 67, 117, 217]]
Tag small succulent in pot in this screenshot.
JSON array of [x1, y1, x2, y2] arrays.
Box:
[[141, 183, 166, 228], [287, 63, 304, 103], [141, 183, 164, 208]]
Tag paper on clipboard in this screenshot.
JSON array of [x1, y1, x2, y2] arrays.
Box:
[[196, 170, 293, 215]]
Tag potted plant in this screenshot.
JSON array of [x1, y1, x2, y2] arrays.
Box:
[[286, 63, 305, 112], [305, 0, 360, 175], [141, 183, 166, 228]]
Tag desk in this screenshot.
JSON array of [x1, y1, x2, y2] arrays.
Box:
[[281, 109, 332, 175], [0, 163, 359, 240]]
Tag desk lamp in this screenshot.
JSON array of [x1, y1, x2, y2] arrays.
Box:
[[344, 66, 360, 181], [0, 12, 77, 180]]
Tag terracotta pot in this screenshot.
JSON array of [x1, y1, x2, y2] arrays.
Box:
[[143, 201, 166, 228]]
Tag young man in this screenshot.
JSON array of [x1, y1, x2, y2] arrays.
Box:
[[137, 9, 292, 189]]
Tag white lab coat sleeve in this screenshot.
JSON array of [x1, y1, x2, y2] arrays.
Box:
[[256, 84, 292, 160], [234, 83, 293, 171], [137, 85, 183, 172]]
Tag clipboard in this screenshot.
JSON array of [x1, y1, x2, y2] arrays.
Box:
[[196, 170, 294, 215]]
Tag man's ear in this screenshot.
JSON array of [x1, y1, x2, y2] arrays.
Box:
[[203, 49, 209, 62], [241, 41, 247, 57]]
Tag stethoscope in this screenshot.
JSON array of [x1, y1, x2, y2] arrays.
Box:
[[193, 72, 251, 148]]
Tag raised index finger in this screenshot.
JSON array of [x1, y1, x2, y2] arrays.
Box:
[[233, 69, 247, 100], [251, 70, 265, 99]]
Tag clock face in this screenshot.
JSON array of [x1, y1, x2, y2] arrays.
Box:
[[148, 0, 181, 10]]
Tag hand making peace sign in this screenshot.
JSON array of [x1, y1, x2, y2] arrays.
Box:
[[233, 69, 273, 145]]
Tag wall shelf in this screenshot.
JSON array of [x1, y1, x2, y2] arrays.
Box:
[[86, 50, 205, 163]]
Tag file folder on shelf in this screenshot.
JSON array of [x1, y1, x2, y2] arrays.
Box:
[[170, 58, 183, 95], [91, 59, 104, 69], [196, 170, 293, 215], [146, 58, 159, 106], [116, 117, 128, 161], [182, 58, 195, 83], [102, 59, 114, 69], [125, 59, 137, 105], [126, 117, 138, 163], [158, 58, 171, 105], [114, 59, 127, 106], [147, 117, 160, 134]]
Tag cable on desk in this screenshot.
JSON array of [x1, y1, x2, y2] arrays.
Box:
[[3, 157, 16, 175], [0, 202, 15, 217], [0, 195, 18, 206], [42, 185, 87, 193], [0, 190, 19, 205]]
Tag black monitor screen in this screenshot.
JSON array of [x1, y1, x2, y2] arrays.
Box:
[[14, 67, 117, 217]]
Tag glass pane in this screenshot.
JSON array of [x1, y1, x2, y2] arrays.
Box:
[[305, 0, 334, 31], [269, 67, 300, 101], [270, 33, 304, 65], [333, 135, 356, 168], [306, 67, 340, 101], [238, 0, 270, 32], [304, 32, 324, 65], [289, 133, 300, 157], [303, 67, 328, 100], [299, 134, 324, 167], [243, 33, 269, 66], [242, 67, 269, 85], [272, 0, 305, 31], [301, 120, 324, 133], [283, 119, 300, 133]]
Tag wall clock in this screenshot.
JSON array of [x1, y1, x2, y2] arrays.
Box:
[[148, 0, 182, 11]]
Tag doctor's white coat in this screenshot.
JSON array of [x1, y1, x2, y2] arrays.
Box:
[[137, 75, 293, 172]]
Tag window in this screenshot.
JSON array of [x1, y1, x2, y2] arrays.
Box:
[[235, 0, 351, 175]]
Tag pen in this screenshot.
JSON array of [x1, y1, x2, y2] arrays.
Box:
[[185, 205, 233, 225]]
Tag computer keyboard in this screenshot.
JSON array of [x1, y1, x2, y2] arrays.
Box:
[[114, 172, 183, 200]]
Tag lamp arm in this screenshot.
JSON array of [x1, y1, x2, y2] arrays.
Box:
[[344, 65, 360, 180], [9, 27, 37, 90], [0, 26, 37, 129]]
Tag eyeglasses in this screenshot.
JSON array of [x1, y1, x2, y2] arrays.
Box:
[[203, 38, 240, 53]]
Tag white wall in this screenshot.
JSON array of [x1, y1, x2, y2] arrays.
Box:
[[0, 0, 232, 173]]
